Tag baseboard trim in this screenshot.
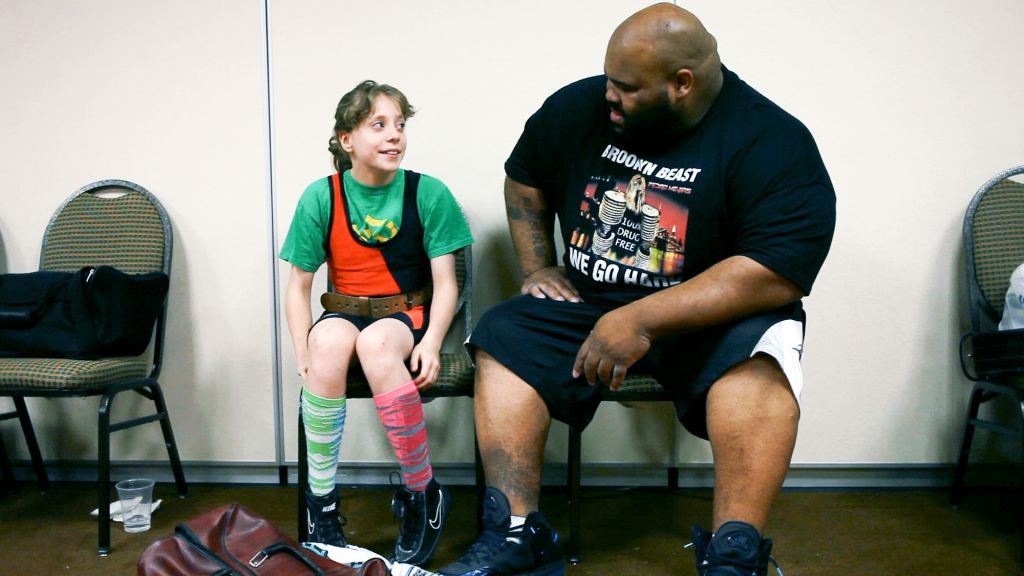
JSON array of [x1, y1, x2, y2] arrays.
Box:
[[5, 460, 1017, 489]]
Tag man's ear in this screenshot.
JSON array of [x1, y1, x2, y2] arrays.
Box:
[[671, 68, 695, 98]]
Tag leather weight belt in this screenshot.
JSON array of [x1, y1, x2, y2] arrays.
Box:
[[320, 286, 431, 319]]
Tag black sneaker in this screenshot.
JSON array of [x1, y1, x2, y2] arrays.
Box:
[[391, 478, 451, 566], [438, 487, 564, 576], [304, 487, 347, 547], [689, 521, 782, 576]]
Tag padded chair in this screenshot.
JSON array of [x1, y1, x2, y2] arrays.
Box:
[[565, 376, 677, 563], [950, 165, 1024, 567], [0, 180, 187, 555], [296, 245, 483, 541]]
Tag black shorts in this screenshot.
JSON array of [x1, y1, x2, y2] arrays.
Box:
[[312, 306, 430, 345], [467, 295, 804, 439]]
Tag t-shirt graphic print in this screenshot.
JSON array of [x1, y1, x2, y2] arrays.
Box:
[[564, 143, 703, 293], [572, 172, 686, 276]]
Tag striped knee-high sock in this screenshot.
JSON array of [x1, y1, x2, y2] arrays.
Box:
[[373, 380, 432, 491], [302, 388, 346, 496]]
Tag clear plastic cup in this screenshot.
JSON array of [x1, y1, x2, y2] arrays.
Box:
[[115, 478, 155, 533]]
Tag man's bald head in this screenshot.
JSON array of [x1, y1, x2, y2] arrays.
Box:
[[603, 3, 723, 142], [608, 2, 720, 82]]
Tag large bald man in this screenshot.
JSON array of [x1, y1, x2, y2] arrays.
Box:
[[441, 4, 835, 575]]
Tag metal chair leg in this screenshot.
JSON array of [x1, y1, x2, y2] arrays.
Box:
[[474, 434, 485, 535], [0, 435, 15, 492], [97, 392, 113, 556], [951, 384, 985, 507], [567, 425, 582, 564], [149, 383, 187, 498], [14, 397, 48, 490], [297, 407, 309, 544], [1018, 397, 1024, 571]]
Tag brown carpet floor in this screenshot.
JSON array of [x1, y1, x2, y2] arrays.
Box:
[[0, 481, 1020, 575]]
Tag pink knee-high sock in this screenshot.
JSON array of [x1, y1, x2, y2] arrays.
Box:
[[373, 380, 432, 491]]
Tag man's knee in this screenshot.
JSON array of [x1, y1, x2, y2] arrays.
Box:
[[708, 354, 799, 421]]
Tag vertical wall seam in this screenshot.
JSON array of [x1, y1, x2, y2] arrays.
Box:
[[261, 0, 285, 469]]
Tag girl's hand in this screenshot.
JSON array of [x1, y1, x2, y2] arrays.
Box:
[[410, 343, 441, 390]]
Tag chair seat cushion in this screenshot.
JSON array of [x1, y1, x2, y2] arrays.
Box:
[[614, 374, 666, 393], [344, 352, 474, 398], [0, 357, 149, 391], [599, 374, 672, 404]]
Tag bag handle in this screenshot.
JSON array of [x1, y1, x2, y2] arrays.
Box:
[[249, 543, 325, 575], [959, 332, 979, 381], [174, 524, 244, 575]]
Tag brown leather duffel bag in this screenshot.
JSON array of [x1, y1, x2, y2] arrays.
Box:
[[138, 503, 386, 576]]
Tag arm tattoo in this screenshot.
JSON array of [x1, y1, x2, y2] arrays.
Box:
[[525, 208, 544, 231], [532, 232, 546, 257]]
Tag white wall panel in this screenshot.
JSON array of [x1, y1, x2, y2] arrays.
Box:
[[2, 1, 1023, 473], [0, 0, 274, 462]]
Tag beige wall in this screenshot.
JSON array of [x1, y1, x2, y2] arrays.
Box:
[[0, 0, 275, 463], [2, 0, 1024, 477]]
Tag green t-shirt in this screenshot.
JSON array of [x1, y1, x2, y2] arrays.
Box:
[[279, 169, 474, 272]]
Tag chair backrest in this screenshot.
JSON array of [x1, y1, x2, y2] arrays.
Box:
[[964, 165, 1024, 332], [451, 243, 473, 344], [40, 180, 172, 275], [39, 180, 172, 374]]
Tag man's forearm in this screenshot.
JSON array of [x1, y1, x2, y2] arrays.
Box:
[[504, 176, 556, 277], [627, 255, 805, 339]]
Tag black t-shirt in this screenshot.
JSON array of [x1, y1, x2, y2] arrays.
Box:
[[505, 67, 836, 309]]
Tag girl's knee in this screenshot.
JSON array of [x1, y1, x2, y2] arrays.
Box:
[[355, 321, 410, 356], [355, 333, 403, 364], [309, 323, 356, 353]]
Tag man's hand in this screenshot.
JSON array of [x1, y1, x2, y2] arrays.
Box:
[[572, 306, 652, 390], [522, 266, 582, 302]]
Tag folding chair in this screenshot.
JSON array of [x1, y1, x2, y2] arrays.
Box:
[[0, 179, 187, 555], [950, 165, 1024, 569]]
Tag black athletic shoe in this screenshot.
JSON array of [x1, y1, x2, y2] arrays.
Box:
[[438, 487, 564, 576], [689, 521, 782, 576], [391, 478, 451, 566], [304, 487, 347, 547]]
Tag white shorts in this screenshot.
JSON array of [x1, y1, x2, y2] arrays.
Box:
[[749, 319, 805, 403]]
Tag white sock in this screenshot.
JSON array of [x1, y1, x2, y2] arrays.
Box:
[[506, 514, 527, 543]]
